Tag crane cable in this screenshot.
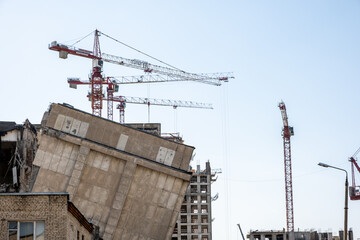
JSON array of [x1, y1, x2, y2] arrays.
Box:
[[69, 30, 95, 47], [220, 80, 230, 239], [352, 147, 360, 158], [99, 31, 184, 72]]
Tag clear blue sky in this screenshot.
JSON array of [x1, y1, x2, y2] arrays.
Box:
[[1, 1, 360, 239]]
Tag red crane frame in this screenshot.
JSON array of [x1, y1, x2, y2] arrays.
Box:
[[349, 157, 360, 200], [279, 101, 295, 233]]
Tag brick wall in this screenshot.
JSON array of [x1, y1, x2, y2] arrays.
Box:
[[68, 211, 92, 240], [0, 193, 92, 240]]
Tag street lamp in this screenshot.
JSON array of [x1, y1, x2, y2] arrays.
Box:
[[318, 162, 348, 240]]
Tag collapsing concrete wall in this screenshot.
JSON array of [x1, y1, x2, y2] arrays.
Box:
[[32, 103, 194, 239], [0, 120, 38, 193]]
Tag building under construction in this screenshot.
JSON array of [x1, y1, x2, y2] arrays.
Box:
[[171, 162, 217, 240], [247, 229, 353, 240]]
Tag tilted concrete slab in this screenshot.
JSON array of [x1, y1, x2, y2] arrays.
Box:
[[32, 103, 194, 240]]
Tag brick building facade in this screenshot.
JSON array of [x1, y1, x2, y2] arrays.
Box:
[[0, 192, 93, 240]]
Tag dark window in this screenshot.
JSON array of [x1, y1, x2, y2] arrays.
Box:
[[191, 176, 197, 182], [8, 221, 44, 240]]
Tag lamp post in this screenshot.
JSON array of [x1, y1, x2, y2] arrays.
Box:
[[318, 162, 348, 240]]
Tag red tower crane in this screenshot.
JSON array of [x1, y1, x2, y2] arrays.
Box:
[[278, 101, 295, 234], [49, 30, 234, 119], [349, 148, 360, 200]]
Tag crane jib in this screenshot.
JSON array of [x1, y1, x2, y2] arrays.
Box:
[[48, 31, 232, 122]]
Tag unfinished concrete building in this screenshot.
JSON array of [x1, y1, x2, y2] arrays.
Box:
[[31, 103, 194, 239], [247, 230, 353, 240], [0, 192, 93, 240], [172, 162, 216, 240]]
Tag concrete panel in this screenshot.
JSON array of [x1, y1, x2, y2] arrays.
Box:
[[78, 121, 89, 138], [172, 178, 183, 195], [85, 167, 99, 185], [100, 155, 111, 172], [104, 173, 119, 191], [62, 142, 73, 159], [42, 152, 53, 169], [171, 145, 185, 169], [158, 190, 170, 208], [166, 193, 178, 210], [92, 203, 104, 223], [65, 160, 75, 176], [116, 134, 128, 151], [162, 209, 172, 226], [154, 207, 166, 224], [100, 207, 111, 223], [33, 149, 45, 166], [108, 131, 119, 148], [164, 149, 175, 166], [180, 145, 194, 171], [49, 155, 61, 172], [54, 140, 65, 157], [46, 136, 58, 154], [54, 114, 65, 130], [61, 116, 74, 133], [131, 199, 147, 217], [164, 176, 175, 192], [84, 201, 96, 218], [57, 156, 69, 174], [86, 151, 95, 167], [93, 153, 103, 169], [156, 173, 167, 189], [95, 170, 107, 188], [69, 118, 81, 136], [145, 204, 156, 219], [90, 186, 108, 205], [94, 125, 106, 144], [149, 171, 159, 187], [151, 189, 162, 205], [69, 146, 79, 161], [155, 147, 167, 164], [101, 128, 113, 147]]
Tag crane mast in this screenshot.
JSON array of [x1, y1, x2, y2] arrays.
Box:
[[278, 101, 295, 235], [91, 30, 103, 116]]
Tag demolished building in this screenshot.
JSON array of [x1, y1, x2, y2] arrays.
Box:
[[29, 103, 195, 239], [0, 120, 39, 193]]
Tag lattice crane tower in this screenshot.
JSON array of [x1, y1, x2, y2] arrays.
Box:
[[278, 101, 295, 234]]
